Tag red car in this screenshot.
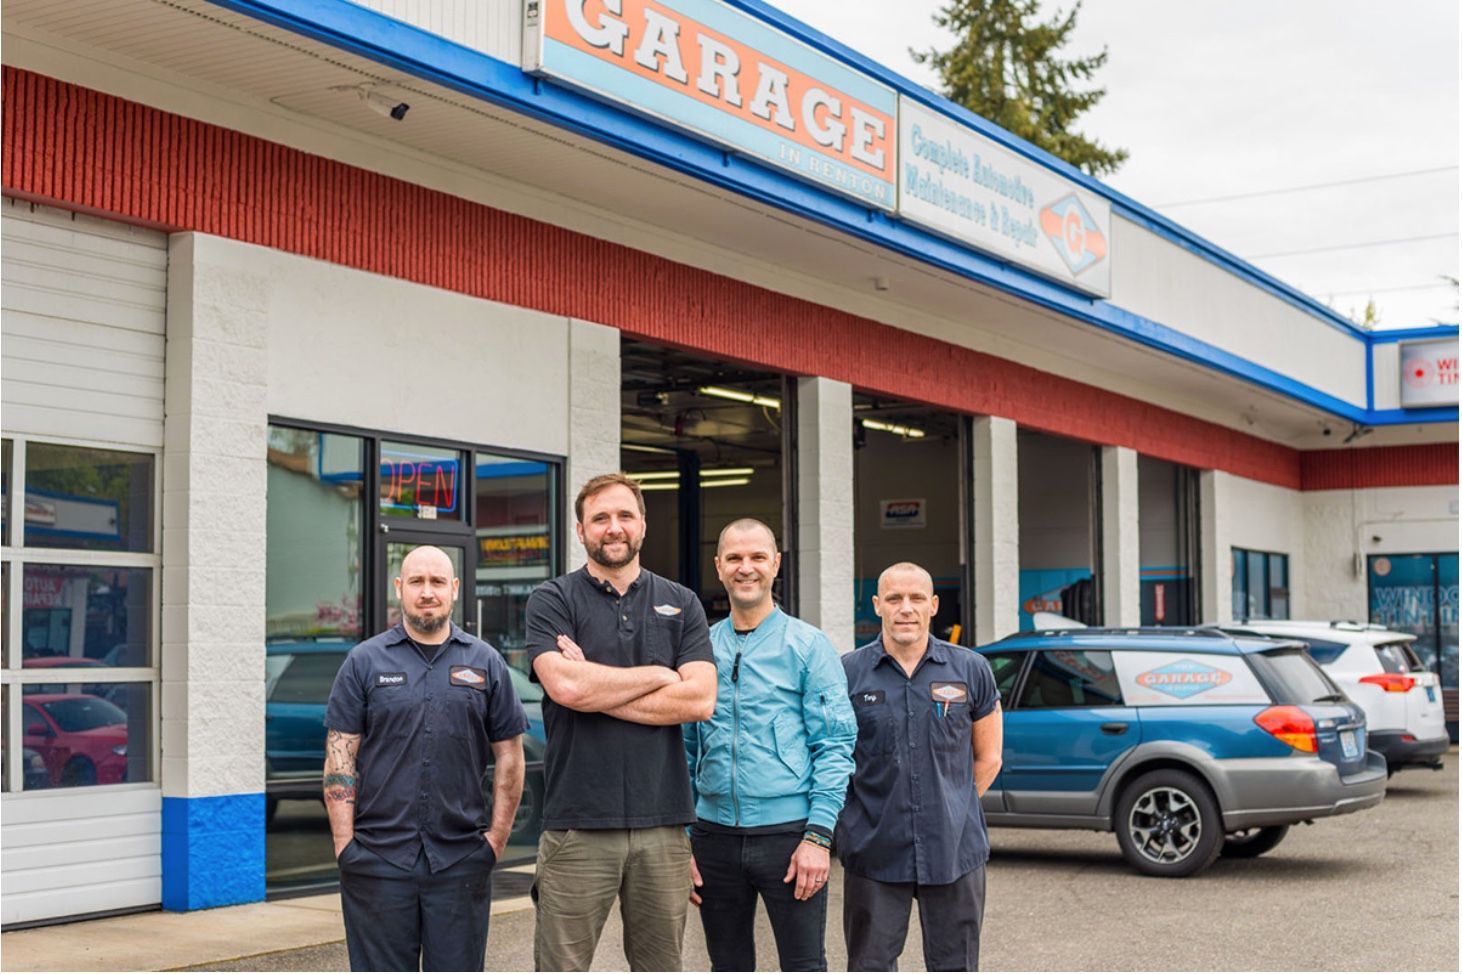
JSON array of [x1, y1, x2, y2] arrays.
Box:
[[22, 693, 129, 787]]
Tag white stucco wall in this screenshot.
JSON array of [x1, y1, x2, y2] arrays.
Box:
[[1304, 484, 1460, 622], [1224, 473, 1308, 619], [1110, 218, 1366, 409]]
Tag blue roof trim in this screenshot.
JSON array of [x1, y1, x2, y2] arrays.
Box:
[[203, 0, 1457, 428], [1367, 324, 1460, 344]]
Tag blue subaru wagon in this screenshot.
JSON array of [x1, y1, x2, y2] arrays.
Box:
[[975, 628, 1387, 876]]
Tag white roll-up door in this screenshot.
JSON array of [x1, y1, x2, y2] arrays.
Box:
[[1, 198, 166, 926]]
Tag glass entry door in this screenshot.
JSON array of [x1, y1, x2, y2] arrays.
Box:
[[381, 538, 468, 632]]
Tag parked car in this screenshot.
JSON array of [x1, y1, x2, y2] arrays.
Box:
[[264, 641, 546, 841], [1222, 620, 1448, 775], [22, 692, 130, 787], [976, 627, 1387, 877]]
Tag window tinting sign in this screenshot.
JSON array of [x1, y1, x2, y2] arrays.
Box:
[[381, 448, 459, 517], [1398, 338, 1459, 408]]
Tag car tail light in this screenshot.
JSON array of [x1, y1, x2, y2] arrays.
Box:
[[1359, 673, 1416, 693], [1254, 705, 1318, 752]]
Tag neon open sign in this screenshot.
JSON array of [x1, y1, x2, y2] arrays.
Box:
[[380, 448, 460, 516]]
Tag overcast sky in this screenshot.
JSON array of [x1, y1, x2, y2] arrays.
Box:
[[773, 0, 1460, 329]]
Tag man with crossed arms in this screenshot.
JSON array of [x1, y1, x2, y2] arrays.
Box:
[[525, 472, 716, 971]]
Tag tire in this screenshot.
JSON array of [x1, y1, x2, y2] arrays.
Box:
[[1113, 769, 1223, 878], [60, 756, 97, 788], [1221, 825, 1289, 859]]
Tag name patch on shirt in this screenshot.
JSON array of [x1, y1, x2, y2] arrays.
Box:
[[930, 681, 968, 704], [450, 665, 488, 689], [853, 690, 886, 706], [376, 672, 407, 687]]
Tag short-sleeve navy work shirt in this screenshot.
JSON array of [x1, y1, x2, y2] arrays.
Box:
[[325, 623, 528, 873], [835, 636, 1000, 885]]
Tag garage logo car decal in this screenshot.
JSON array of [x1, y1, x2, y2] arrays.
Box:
[[1134, 659, 1232, 700], [1040, 193, 1107, 275]]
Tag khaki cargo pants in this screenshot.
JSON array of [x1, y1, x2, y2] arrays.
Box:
[[532, 826, 693, 972]]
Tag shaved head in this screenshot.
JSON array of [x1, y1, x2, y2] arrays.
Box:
[[401, 544, 455, 579], [876, 561, 934, 597], [716, 518, 777, 555]]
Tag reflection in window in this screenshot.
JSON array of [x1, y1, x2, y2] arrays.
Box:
[[266, 428, 365, 643], [2, 438, 11, 546], [982, 651, 1024, 703], [20, 566, 151, 668], [23, 444, 154, 553], [21, 682, 151, 788], [474, 454, 556, 670], [1017, 650, 1122, 708]]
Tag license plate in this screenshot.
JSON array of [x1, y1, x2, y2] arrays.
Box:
[[1340, 729, 1359, 759], [1426, 686, 1436, 703]]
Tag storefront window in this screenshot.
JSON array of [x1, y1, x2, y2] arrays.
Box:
[[1370, 553, 1459, 691], [474, 454, 556, 671], [1232, 547, 1289, 620], [23, 444, 154, 553], [2, 438, 12, 546], [265, 423, 561, 894]]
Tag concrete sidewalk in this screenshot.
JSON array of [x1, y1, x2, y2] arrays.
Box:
[[0, 868, 536, 973]]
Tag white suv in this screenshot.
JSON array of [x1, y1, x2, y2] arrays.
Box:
[[1223, 621, 1448, 775]]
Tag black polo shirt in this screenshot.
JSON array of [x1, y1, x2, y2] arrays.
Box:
[[835, 636, 999, 885], [325, 623, 528, 873], [525, 566, 713, 830]]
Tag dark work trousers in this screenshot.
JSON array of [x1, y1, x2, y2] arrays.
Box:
[[842, 865, 986, 972], [337, 838, 496, 972], [691, 827, 828, 972]]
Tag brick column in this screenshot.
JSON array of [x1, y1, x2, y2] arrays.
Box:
[[159, 233, 269, 911], [796, 377, 855, 650], [973, 416, 1020, 643]]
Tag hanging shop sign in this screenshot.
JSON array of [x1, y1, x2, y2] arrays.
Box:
[[522, 0, 898, 210], [897, 98, 1113, 296], [1398, 339, 1459, 408]]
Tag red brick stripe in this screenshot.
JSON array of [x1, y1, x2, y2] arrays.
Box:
[[1301, 443, 1458, 490], [2, 67, 1447, 491]]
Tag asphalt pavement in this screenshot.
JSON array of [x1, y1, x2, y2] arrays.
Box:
[[4, 755, 1454, 971], [179, 754, 1457, 972]]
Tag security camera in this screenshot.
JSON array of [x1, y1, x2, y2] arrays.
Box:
[[359, 88, 410, 121]]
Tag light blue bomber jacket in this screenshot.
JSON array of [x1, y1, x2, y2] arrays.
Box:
[[683, 607, 857, 833]]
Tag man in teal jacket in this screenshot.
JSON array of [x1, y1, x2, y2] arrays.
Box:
[[684, 518, 857, 972]]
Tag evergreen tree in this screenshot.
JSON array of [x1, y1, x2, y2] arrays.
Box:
[[912, 0, 1128, 176]]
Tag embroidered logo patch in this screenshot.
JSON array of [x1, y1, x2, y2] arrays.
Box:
[[450, 665, 487, 688], [376, 672, 407, 687], [653, 604, 683, 616], [930, 681, 968, 704], [1135, 659, 1232, 700]]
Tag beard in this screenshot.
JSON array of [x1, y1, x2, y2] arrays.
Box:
[[405, 607, 452, 634], [586, 532, 643, 569]]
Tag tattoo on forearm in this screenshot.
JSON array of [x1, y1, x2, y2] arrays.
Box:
[[324, 729, 361, 805], [324, 773, 357, 804]]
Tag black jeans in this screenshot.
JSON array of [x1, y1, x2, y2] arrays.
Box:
[[691, 826, 828, 972], [337, 838, 496, 972], [842, 865, 986, 972]]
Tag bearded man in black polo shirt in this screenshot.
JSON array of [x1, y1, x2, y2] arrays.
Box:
[[525, 472, 717, 972]]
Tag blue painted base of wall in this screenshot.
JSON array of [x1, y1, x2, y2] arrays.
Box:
[[162, 793, 267, 911]]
